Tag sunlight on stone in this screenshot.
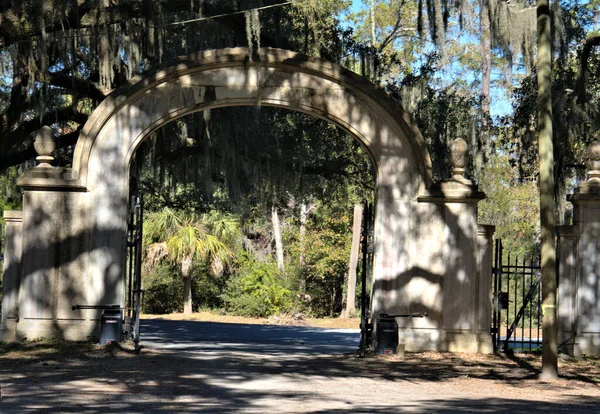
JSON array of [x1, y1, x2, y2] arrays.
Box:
[[408, 277, 442, 312]]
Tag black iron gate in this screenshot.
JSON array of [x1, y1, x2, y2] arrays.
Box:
[[492, 239, 542, 352], [126, 195, 144, 352], [359, 202, 374, 357]]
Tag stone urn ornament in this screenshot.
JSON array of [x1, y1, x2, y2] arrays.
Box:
[[418, 136, 484, 206], [450, 137, 470, 184], [585, 140, 600, 181], [571, 138, 600, 197], [33, 126, 56, 168]]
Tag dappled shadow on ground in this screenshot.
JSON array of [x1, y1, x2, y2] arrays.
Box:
[[0, 340, 599, 412]]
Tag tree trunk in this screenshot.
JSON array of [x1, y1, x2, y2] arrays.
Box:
[[183, 274, 193, 315], [299, 202, 308, 291], [478, 0, 492, 180], [537, 0, 558, 380], [272, 206, 285, 272], [433, 0, 444, 55], [343, 204, 363, 318], [370, 0, 376, 47]]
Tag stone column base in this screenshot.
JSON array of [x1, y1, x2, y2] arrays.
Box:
[[0, 319, 18, 342], [398, 329, 493, 354], [11, 319, 100, 342], [475, 332, 494, 354], [573, 335, 600, 357]]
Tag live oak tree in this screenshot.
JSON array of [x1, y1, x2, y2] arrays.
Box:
[[0, 0, 321, 170], [537, 0, 557, 381]]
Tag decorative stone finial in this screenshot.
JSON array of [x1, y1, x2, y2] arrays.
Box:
[[585, 140, 600, 181], [451, 138, 469, 180], [33, 126, 56, 168], [570, 138, 600, 199]]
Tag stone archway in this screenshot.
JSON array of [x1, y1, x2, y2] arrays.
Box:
[[1, 48, 493, 352]]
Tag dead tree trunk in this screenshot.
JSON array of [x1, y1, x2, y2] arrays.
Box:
[[272, 206, 285, 272], [342, 204, 363, 318]]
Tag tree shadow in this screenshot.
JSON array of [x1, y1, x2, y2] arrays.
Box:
[[1, 338, 599, 412]]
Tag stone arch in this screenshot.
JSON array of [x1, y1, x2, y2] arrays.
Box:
[[2, 48, 493, 353], [72, 48, 432, 190]]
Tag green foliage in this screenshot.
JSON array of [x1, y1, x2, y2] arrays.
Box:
[[478, 153, 539, 257], [287, 203, 353, 317], [192, 262, 228, 311], [0, 167, 23, 214], [144, 208, 238, 277], [222, 254, 292, 317], [302, 213, 352, 282], [143, 262, 184, 314], [142, 261, 226, 314], [143, 207, 240, 314]]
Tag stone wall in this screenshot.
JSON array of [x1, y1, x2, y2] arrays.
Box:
[[0, 211, 23, 341], [557, 140, 600, 356], [384, 139, 493, 353]]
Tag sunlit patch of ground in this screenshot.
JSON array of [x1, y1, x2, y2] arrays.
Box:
[[141, 311, 360, 329]]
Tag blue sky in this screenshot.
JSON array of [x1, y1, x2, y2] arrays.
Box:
[[341, 0, 514, 118]]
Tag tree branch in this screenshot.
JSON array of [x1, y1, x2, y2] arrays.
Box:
[[0, 128, 81, 171], [576, 34, 600, 105], [0, 107, 88, 155], [0, 0, 291, 48], [0, 1, 91, 48], [378, 0, 411, 53], [39, 72, 109, 102]]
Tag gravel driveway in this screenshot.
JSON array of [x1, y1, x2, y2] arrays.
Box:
[[0, 319, 598, 413]]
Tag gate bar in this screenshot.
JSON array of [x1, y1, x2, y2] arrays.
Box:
[[359, 202, 372, 357], [503, 273, 541, 350]]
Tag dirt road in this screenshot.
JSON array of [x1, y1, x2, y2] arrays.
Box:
[[0, 320, 598, 412]]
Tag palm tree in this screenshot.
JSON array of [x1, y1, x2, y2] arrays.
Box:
[[144, 208, 239, 315]]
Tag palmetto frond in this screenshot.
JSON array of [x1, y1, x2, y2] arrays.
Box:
[[167, 224, 206, 262], [143, 208, 234, 279], [203, 234, 232, 276], [143, 207, 183, 248], [203, 211, 241, 243], [143, 241, 169, 273]]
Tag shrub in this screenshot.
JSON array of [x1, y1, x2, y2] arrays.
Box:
[[192, 262, 226, 311], [143, 261, 227, 314], [142, 263, 183, 314], [222, 255, 292, 317]]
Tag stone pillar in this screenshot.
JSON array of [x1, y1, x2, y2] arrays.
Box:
[[408, 138, 491, 353], [562, 140, 600, 356], [477, 224, 495, 353], [556, 224, 578, 350], [7, 127, 108, 340], [0, 211, 23, 341], [15, 187, 96, 340]]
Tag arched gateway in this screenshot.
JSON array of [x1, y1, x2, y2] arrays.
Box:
[[1, 48, 494, 353]]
